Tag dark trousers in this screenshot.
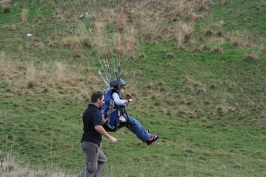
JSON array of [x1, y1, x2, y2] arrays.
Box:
[[77, 142, 107, 177]]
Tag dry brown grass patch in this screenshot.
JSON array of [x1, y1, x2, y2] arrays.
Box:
[[72, 48, 84, 60], [195, 0, 210, 11], [1, 154, 71, 177], [129, 70, 144, 78], [225, 30, 256, 48], [164, 9, 182, 23], [165, 95, 177, 106], [197, 87, 206, 95], [0, 59, 12, 79], [48, 28, 61, 40], [186, 12, 205, 21], [194, 82, 203, 87], [182, 77, 207, 94], [115, 11, 128, 32], [50, 38, 80, 49], [180, 23, 195, 43], [214, 100, 228, 114], [227, 36, 245, 48], [87, 75, 100, 85], [140, 24, 159, 41], [1, 3, 10, 13], [201, 24, 224, 40], [143, 81, 168, 96], [138, 53, 146, 58], [184, 76, 194, 84], [244, 16, 253, 21], [125, 28, 139, 56], [201, 117, 208, 122], [53, 62, 66, 85], [244, 53, 258, 61], [166, 52, 175, 59], [21, 50, 29, 61], [214, 99, 235, 115], [25, 41, 45, 49], [210, 22, 223, 31], [2, 24, 16, 31], [177, 44, 186, 52], [113, 33, 125, 55], [21, 9, 29, 24], [78, 36, 91, 48], [193, 48, 202, 53], [178, 105, 195, 117], [202, 28, 214, 38], [183, 86, 194, 92], [60, 37, 80, 49], [202, 44, 210, 51], [0, 55, 102, 98], [0, 0, 11, 12], [49, 0, 213, 58], [212, 47, 223, 55], [218, 0, 230, 5], [259, 47, 266, 54], [26, 63, 36, 84], [81, 92, 90, 102]]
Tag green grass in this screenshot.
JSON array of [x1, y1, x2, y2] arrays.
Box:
[[210, 0, 266, 37], [1, 0, 266, 176]]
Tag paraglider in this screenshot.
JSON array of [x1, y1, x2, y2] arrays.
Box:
[[54, 0, 160, 145]]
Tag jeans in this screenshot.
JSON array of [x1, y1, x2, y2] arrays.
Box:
[[121, 115, 151, 142], [77, 142, 107, 177]]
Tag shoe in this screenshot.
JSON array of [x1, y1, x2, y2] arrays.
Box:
[[146, 129, 150, 133], [146, 135, 160, 145]]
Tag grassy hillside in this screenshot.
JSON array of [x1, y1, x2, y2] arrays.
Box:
[[1, 0, 266, 176]]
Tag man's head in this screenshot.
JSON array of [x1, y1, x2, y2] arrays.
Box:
[[91, 91, 104, 108]]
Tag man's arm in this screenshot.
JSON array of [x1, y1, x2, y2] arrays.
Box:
[[95, 125, 117, 143]]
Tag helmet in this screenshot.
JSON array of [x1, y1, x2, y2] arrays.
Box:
[[110, 79, 126, 88]]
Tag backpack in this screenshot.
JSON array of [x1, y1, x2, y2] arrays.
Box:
[[102, 88, 126, 132]]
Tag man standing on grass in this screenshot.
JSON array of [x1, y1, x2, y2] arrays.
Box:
[[77, 91, 117, 177]]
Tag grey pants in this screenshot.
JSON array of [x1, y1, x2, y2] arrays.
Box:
[[77, 142, 107, 177]]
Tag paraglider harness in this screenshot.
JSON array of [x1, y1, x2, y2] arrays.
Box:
[[102, 88, 131, 132]]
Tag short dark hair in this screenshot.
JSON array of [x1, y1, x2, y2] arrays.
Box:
[[91, 91, 103, 103]]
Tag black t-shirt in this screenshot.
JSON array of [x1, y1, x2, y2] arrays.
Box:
[[81, 104, 103, 145]]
